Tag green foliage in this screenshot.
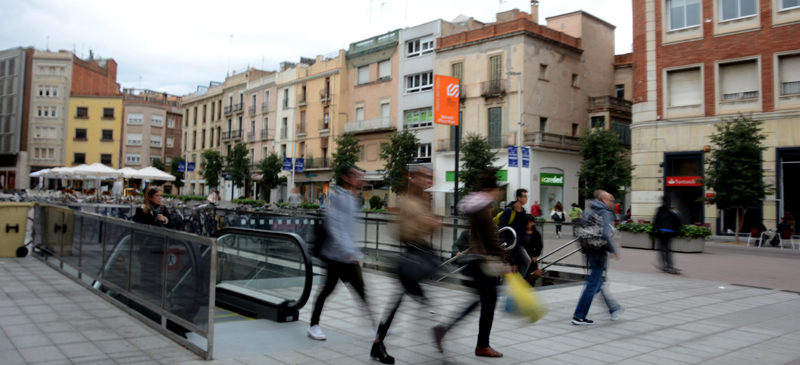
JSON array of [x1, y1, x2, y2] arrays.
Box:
[[300, 202, 320, 209], [169, 156, 185, 190], [232, 198, 268, 206], [616, 223, 654, 235], [679, 225, 713, 240], [200, 150, 223, 189], [616, 222, 712, 241], [278, 202, 290, 208], [331, 133, 360, 185], [151, 158, 169, 185], [257, 153, 287, 194], [577, 128, 634, 199], [460, 132, 499, 195], [227, 143, 251, 190], [177, 195, 207, 201], [380, 129, 420, 195], [701, 114, 773, 208], [162, 193, 176, 198], [369, 195, 382, 209]]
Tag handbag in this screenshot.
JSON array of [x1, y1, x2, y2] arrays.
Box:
[[504, 272, 548, 323]]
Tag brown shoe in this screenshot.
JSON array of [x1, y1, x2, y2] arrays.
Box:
[[475, 346, 503, 357]]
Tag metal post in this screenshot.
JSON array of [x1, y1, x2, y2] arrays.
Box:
[[289, 107, 296, 191], [517, 72, 522, 191]]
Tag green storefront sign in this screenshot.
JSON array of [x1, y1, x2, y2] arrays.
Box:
[[540, 173, 564, 186], [446, 170, 508, 182]]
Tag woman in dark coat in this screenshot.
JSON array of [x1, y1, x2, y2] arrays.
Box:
[[133, 186, 174, 228]]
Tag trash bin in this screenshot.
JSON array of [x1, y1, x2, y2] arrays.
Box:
[[0, 202, 34, 257]]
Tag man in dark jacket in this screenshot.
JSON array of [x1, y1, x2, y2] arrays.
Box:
[[498, 189, 531, 277], [653, 195, 681, 274]]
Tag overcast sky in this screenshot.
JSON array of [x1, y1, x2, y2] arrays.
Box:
[[0, 0, 632, 96]]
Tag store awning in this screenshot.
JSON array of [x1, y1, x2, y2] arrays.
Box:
[[361, 174, 386, 182], [425, 182, 464, 193]]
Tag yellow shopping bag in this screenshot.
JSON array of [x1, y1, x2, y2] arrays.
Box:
[[504, 272, 548, 323]]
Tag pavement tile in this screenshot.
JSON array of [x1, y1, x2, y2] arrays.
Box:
[[57, 341, 105, 358], [0, 349, 26, 365], [46, 331, 89, 345], [11, 333, 53, 349], [18, 345, 66, 363]]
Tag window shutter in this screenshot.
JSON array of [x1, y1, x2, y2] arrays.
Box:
[[359, 66, 370, 84], [452, 63, 463, 82], [381, 103, 390, 117], [379, 61, 391, 78], [490, 56, 502, 82], [780, 55, 800, 83], [667, 68, 702, 106], [720, 60, 758, 95]]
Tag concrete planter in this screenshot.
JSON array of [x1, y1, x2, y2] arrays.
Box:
[[672, 237, 705, 253], [619, 231, 654, 250]]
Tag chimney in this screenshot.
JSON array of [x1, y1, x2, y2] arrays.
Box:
[[530, 0, 539, 24]]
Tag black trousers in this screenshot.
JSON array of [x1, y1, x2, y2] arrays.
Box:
[[310, 260, 370, 326], [657, 235, 674, 270], [443, 261, 499, 348]]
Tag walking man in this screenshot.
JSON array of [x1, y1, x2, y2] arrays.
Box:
[[572, 190, 625, 325], [498, 189, 531, 277], [308, 165, 374, 340], [653, 195, 681, 274]]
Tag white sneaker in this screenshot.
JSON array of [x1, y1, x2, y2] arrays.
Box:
[[611, 308, 625, 321], [308, 325, 327, 340]]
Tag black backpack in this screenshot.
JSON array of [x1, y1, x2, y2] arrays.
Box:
[[576, 212, 608, 252], [312, 218, 328, 258]]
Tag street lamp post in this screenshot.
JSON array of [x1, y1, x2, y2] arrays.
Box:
[[507, 71, 522, 194], [288, 106, 297, 191]]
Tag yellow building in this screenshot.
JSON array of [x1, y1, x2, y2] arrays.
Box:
[[66, 96, 123, 168]]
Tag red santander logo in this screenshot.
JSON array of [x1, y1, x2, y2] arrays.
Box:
[[666, 176, 702, 187]]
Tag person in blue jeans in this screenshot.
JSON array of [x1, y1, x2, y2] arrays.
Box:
[[572, 189, 625, 325]]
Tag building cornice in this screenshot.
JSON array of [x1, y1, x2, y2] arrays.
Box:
[[437, 29, 583, 55], [277, 69, 341, 89], [630, 110, 800, 130]]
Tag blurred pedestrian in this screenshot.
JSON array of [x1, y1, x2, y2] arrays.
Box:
[[551, 202, 565, 238], [371, 166, 440, 364], [653, 195, 681, 274], [531, 200, 542, 218], [308, 166, 375, 341], [133, 186, 173, 229], [288, 188, 303, 208], [615, 202, 622, 221], [383, 193, 389, 209], [572, 190, 624, 325], [568, 203, 583, 237], [318, 192, 324, 208], [521, 214, 544, 283], [207, 188, 219, 206], [433, 171, 511, 358], [498, 189, 531, 278]]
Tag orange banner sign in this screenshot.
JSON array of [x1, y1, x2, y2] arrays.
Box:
[[434, 75, 460, 126]]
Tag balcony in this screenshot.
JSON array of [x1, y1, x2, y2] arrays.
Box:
[[230, 129, 242, 140], [436, 139, 452, 152], [588, 95, 632, 115], [248, 105, 256, 115], [224, 105, 233, 115], [611, 122, 631, 149], [305, 157, 329, 169], [319, 119, 330, 132], [319, 89, 331, 104], [297, 94, 308, 107], [481, 79, 506, 98], [297, 121, 306, 135], [260, 128, 275, 140], [344, 116, 395, 135], [261, 102, 269, 112], [232, 103, 243, 113], [524, 131, 582, 152], [247, 131, 255, 141], [488, 133, 515, 149]]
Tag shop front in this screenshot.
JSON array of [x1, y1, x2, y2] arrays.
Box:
[[539, 169, 564, 214], [777, 147, 800, 234], [295, 171, 333, 205], [663, 152, 705, 225]]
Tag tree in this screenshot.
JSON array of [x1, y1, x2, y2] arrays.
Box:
[[151, 158, 167, 186], [380, 129, 420, 195], [227, 143, 251, 196], [331, 133, 360, 185], [257, 152, 287, 201], [577, 128, 634, 200], [169, 156, 185, 194], [702, 114, 773, 244], [200, 150, 223, 190], [460, 132, 499, 195]]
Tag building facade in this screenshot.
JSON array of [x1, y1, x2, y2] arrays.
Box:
[[0, 47, 33, 190], [630, 0, 800, 234], [242, 74, 278, 200]]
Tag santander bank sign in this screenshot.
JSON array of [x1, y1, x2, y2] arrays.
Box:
[[666, 176, 702, 187]]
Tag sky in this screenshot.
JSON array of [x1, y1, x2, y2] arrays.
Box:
[[0, 0, 632, 96]]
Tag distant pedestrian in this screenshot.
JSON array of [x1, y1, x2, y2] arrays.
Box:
[[288, 188, 303, 208], [572, 190, 624, 325], [653, 195, 681, 274], [383, 193, 389, 209], [521, 214, 544, 283], [318, 192, 324, 208], [531, 200, 542, 218], [207, 188, 219, 206], [615, 202, 622, 221], [568, 203, 583, 237], [551, 202, 565, 238]]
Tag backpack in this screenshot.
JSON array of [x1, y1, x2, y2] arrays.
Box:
[[551, 211, 565, 222], [492, 208, 516, 227], [576, 212, 608, 252], [312, 218, 328, 258]]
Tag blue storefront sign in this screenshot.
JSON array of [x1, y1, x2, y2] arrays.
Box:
[[508, 146, 518, 168]]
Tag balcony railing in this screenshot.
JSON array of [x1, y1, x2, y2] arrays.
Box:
[[436, 139, 452, 152], [247, 131, 255, 141], [260, 128, 275, 140], [481, 79, 506, 98], [344, 116, 395, 134], [233, 103, 243, 113], [305, 157, 329, 169], [297, 121, 306, 134], [230, 129, 242, 139], [319, 119, 330, 131], [488, 133, 515, 149], [261, 102, 269, 112], [524, 131, 582, 152], [297, 94, 307, 106], [248, 105, 256, 115], [319, 89, 331, 103], [224, 105, 233, 114], [281, 129, 288, 139], [588, 95, 632, 110]]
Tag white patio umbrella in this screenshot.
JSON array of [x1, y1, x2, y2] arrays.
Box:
[[29, 169, 51, 189], [127, 166, 176, 182], [117, 167, 141, 196], [72, 163, 123, 195]]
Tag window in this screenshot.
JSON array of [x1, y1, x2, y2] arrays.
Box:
[[101, 154, 112, 165], [168, 118, 175, 128], [405, 108, 433, 128], [75, 128, 87, 140], [150, 156, 161, 165], [73, 153, 86, 164], [193, 106, 197, 124], [201, 129, 206, 148], [572, 74, 580, 88], [167, 137, 174, 148], [667, 67, 703, 106], [282, 118, 288, 138], [76, 107, 88, 118], [572, 123, 580, 136], [49, 127, 56, 139], [34, 148, 39, 158], [779, 54, 800, 95], [151, 134, 162, 147], [127, 133, 142, 146], [263, 147, 269, 159], [782, 0, 800, 10], [381, 102, 390, 117], [218, 100, 222, 119], [615, 84, 625, 99], [407, 38, 434, 58], [378, 60, 391, 80], [126, 154, 141, 164], [418, 143, 432, 158], [592, 116, 606, 128], [668, 0, 701, 30], [34, 127, 41, 138], [192, 131, 196, 149], [488, 108, 502, 148], [128, 113, 143, 124], [358, 66, 370, 84], [38, 86, 43, 96], [166, 156, 173, 165], [406, 72, 433, 93], [48, 148, 54, 159], [719, 60, 759, 100], [721, 0, 756, 21], [101, 129, 113, 141], [281, 144, 287, 159], [52, 87, 57, 97], [210, 103, 215, 122], [37, 107, 42, 117], [103, 108, 114, 119], [210, 128, 214, 147], [151, 115, 163, 127], [490, 55, 502, 83], [358, 146, 365, 161], [540, 117, 548, 132], [355, 107, 365, 121], [283, 89, 289, 108], [51, 107, 57, 117], [202, 105, 207, 123]]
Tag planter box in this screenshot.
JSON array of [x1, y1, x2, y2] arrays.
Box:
[[619, 231, 654, 250], [672, 237, 705, 253]]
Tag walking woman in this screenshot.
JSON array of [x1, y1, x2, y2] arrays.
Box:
[[133, 186, 174, 229], [551, 202, 565, 238]]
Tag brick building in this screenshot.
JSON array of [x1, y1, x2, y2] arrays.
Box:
[[630, 0, 800, 233]]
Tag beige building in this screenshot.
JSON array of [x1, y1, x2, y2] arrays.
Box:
[[242, 74, 278, 200], [431, 7, 625, 216]]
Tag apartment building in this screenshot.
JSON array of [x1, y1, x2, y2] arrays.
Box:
[[630, 0, 800, 234], [345, 30, 400, 204], [242, 74, 278, 200], [121, 89, 182, 193], [431, 6, 622, 216], [0, 47, 33, 190]]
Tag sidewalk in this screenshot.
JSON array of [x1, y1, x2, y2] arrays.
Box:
[[2, 256, 800, 364]]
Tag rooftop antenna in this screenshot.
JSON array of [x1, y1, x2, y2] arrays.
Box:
[[227, 34, 233, 77], [499, 0, 507, 12], [381, 1, 387, 23], [46, 36, 49, 51]]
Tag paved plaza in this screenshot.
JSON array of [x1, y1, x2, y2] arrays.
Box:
[[2, 250, 800, 364]]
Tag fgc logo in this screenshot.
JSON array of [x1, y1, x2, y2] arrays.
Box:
[[446, 83, 459, 98]]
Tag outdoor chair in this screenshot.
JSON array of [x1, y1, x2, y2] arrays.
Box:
[[747, 227, 765, 247]]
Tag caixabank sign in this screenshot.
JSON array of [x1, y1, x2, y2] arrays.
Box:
[[540, 173, 564, 186]]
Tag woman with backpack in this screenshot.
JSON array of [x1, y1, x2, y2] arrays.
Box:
[[551, 202, 566, 238]]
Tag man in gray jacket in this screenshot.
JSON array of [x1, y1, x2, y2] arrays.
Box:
[[308, 166, 372, 340]]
